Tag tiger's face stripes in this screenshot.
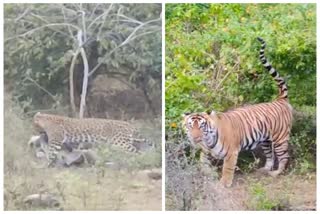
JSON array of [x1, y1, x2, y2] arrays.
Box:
[[183, 112, 219, 154], [182, 38, 293, 188]]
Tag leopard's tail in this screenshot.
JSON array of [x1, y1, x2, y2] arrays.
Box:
[[257, 37, 288, 100]]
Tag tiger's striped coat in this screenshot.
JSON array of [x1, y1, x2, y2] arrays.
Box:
[[183, 38, 293, 187]]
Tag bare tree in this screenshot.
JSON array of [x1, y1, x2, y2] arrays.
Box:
[[5, 3, 161, 118]]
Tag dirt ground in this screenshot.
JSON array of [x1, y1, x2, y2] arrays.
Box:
[[165, 135, 316, 211], [4, 98, 162, 211], [5, 163, 162, 211], [166, 170, 316, 211]]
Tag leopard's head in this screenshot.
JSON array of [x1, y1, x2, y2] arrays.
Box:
[[33, 112, 65, 132]]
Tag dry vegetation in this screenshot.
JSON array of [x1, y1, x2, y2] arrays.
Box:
[[165, 143, 316, 211], [4, 97, 162, 211], [165, 4, 316, 211]]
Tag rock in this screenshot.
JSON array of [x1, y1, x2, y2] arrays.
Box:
[[23, 193, 60, 208], [27, 134, 98, 167], [137, 168, 162, 180], [82, 150, 97, 164], [62, 151, 84, 166], [147, 172, 162, 180], [62, 149, 97, 166]]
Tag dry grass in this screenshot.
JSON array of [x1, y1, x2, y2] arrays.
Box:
[[165, 141, 316, 211], [4, 97, 162, 211], [5, 167, 162, 210]]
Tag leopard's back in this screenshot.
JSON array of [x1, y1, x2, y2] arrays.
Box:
[[33, 112, 152, 166], [60, 118, 142, 148]]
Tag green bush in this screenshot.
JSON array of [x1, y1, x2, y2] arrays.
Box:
[[290, 106, 316, 173], [248, 182, 288, 210], [4, 4, 162, 114], [166, 3, 316, 172]]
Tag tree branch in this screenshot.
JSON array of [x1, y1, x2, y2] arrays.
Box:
[[5, 23, 80, 43], [97, 4, 114, 40], [78, 47, 89, 119], [25, 77, 57, 102], [79, 4, 87, 42], [89, 4, 101, 20], [88, 17, 161, 77], [61, 6, 76, 42], [87, 3, 113, 30], [14, 8, 30, 22], [130, 29, 160, 41], [117, 14, 143, 25], [68, 49, 81, 117], [29, 13, 72, 38]]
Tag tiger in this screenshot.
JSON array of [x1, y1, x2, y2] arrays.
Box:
[[182, 37, 293, 187]]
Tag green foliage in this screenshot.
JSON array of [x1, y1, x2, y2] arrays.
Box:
[[95, 146, 161, 170], [248, 182, 287, 210], [290, 106, 316, 173], [4, 3, 161, 113], [166, 4, 316, 172], [166, 3, 316, 123]]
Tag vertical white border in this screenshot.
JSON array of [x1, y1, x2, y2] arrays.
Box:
[[163, 1, 318, 213], [1, 0, 319, 213], [0, 2, 4, 212], [316, 1, 319, 212], [1, 1, 164, 213], [161, 2, 166, 212]]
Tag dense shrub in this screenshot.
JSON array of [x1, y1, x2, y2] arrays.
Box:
[[166, 3, 316, 174]]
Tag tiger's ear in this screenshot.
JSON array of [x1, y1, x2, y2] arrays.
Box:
[[182, 112, 191, 117], [210, 110, 216, 116]]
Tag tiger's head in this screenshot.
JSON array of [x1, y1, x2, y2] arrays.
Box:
[[182, 111, 219, 149]]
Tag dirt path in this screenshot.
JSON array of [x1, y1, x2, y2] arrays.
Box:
[[198, 172, 316, 211], [5, 167, 162, 211]]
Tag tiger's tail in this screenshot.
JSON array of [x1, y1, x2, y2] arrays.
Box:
[[257, 37, 288, 100]]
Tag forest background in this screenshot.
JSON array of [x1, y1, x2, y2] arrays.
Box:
[[165, 3, 316, 211]]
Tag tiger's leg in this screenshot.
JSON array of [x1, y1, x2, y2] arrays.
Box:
[[258, 140, 274, 173], [220, 152, 239, 188], [268, 140, 289, 177]]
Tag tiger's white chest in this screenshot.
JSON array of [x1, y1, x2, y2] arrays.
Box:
[[202, 136, 225, 159]]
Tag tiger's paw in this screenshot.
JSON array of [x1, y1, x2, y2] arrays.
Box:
[[268, 170, 281, 178], [219, 177, 233, 188], [256, 167, 271, 175]]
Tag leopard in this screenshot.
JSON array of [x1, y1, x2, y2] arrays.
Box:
[[33, 112, 153, 167]]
